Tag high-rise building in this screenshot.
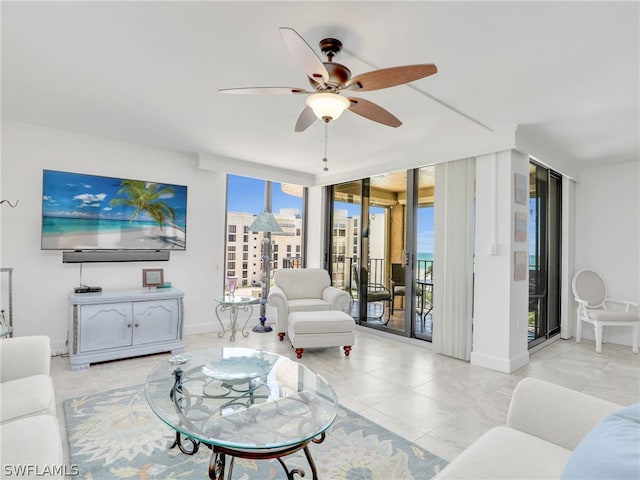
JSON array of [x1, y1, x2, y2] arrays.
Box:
[[226, 210, 303, 288]]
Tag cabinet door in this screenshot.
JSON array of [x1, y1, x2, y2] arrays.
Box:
[[79, 303, 132, 352], [132, 299, 179, 345]]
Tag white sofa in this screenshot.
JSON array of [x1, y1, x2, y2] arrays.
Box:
[[435, 377, 634, 479], [267, 268, 351, 341], [0, 336, 64, 478]]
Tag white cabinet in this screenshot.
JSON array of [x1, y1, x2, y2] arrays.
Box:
[[68, 288, 185, 370]]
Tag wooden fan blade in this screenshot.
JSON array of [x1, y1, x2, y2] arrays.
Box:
[[347, 97, 402, 128], [295, 106, 317, 132], [344, 64, 437, 92], [219, 87, 311, 94], [280, 27, 329, 86]]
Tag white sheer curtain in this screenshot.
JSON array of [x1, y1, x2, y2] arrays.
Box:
[[433, 158, 475, 360]]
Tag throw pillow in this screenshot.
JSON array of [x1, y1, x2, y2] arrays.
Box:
[[561, 403, 640, 480]]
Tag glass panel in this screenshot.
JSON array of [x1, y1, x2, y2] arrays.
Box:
[[529, 163, 548, 344], [272, 183, 305, 269], [547, 173, 562, 335], [330, 181, 361, 307], [369, 171, 407, 330], [415, 166, 435, 340], [227, 176, 265, 293], [226, 175, 306, 297]]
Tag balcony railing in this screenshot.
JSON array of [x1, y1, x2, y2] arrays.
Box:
[[282, 256, 304, 269], [284, 254, 434, 298], [330, 256, 434, 290]]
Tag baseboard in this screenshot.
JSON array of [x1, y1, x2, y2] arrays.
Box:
[[470, 350, 530, 373], [50, 340, 68, 357], [183, 322, 221, 336], [183, 318, 275, 337]]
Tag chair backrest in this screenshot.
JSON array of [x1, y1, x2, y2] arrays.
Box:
[[351, 265, 359, 290], [391, 263, 406, 286], [272, 268, 331, 300], [572, 269, 607, 308]]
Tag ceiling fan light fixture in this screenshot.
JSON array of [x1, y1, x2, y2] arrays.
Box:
[[306, 92, 350, 122]]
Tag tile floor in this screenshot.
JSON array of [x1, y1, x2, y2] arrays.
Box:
[[51, 327, 640, 465]]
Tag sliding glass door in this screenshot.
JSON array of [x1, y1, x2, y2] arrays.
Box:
[[327, 168, 436, 340], [329, 174, 407, 332], [528, 162, 561, 346]]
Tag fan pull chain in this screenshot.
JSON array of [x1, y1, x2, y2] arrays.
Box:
[[322, 122, 329, 172]]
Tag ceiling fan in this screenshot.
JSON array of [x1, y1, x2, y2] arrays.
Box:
[[219, 27, 438, 132]]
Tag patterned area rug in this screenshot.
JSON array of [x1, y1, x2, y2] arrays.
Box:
[[64, 385, 446, 479]]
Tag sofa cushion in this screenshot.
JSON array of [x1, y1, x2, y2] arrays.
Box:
[[289, 311, 355, 334], [561, 403, 640, 480], [0, 415, 64, 478], [0, 336, 51, 383], [273, 269, 330, 300], [587, 310, 640, 322], [287, 299, 331, 313], [436, 426, 572, 479], [0, 374, 56, 423]]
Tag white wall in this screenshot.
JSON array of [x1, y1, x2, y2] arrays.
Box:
[[471, 150, 530, 372], [1, 122, 228, 351], [574, 160, 640, 348]]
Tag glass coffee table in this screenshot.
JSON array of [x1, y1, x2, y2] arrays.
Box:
[[145, 347, 338, 480]]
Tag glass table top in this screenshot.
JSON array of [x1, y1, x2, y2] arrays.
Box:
[[145, 347, 338, 451], [214, 295, 257, 305]]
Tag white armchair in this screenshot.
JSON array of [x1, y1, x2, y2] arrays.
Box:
[[0, 335, 63, 476], [1, 335, 56, 423], [267, 268, 351, 340], [572, 268, 640, 353]]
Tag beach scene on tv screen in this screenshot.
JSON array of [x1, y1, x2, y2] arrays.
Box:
[[41, 170, 187, 250]]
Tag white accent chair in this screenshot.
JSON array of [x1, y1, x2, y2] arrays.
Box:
[[572, 268, 640, 353], [267, 268, 351, 341]]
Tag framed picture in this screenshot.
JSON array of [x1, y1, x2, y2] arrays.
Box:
[[514, 212, 527, 242], [514, 173, 528, 205], [514, 251, 527, 281], [142, 268, 164, 287]]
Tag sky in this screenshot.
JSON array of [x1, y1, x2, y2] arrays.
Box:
[[227, 175, 302, 215]]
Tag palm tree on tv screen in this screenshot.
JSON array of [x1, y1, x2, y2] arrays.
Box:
[[109, 180, 182, 232]]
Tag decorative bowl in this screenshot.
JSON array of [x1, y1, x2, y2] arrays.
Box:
[[202, 355, 273, 382]]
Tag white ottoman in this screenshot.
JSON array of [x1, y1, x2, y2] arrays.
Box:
[[287, 310, 355, 359]]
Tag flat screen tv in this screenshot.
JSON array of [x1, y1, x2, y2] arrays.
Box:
[[41, 170, 187, 251]]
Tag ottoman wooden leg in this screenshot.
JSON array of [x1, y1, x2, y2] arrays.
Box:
[[278, 332, 285, 341], [343, 346, 352, 356], [294, 348, 304, 359]]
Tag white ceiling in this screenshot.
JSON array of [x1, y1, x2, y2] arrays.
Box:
[[2, 1, 638, 186]]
